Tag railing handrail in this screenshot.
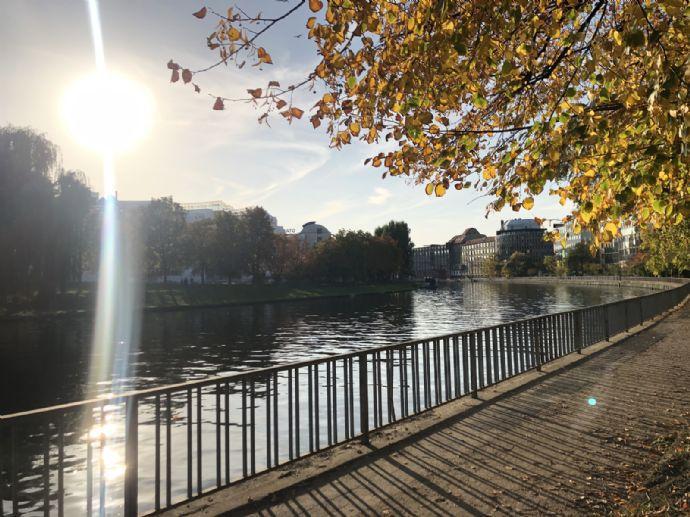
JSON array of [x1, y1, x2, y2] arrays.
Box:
[[1, 276, 687, 421]]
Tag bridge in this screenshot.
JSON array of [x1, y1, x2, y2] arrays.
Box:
[[1, 277, 688, 515]]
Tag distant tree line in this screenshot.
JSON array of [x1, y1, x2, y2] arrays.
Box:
[[144, 197, 412, 285], [0, 127, 412, 309]]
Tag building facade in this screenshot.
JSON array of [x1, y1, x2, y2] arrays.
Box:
[[462, 236, 496, 276], [296, 221, 331, 247], [601, 221, 641, 263], [496, 219, 553, 260], [446, 228, 486, 277], [553, 220, 593, 258], [412, 245, 450, 278]]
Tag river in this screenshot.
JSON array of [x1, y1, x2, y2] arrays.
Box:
[[0, 281, 649, 414]]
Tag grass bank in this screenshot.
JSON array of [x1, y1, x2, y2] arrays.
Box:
[[1, 282, 417, 319]]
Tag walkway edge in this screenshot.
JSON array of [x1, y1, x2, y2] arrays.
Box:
[[164, 294, 689, 516]]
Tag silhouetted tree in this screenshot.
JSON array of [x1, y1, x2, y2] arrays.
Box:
[[272, 234, 307, 281], [182, 218, 215, 284], [213, 210, 245, 284], [374, 220, 414, 277], [241, 207, 275, 284], [142, 197, 186, 282], [53, 171, 95, 290]]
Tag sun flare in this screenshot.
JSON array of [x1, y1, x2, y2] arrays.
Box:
[[61, 71, 154, 154]]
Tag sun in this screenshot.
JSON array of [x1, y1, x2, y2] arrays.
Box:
[[61, 71, 154, 154]]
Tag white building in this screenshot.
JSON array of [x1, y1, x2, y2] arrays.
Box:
[[553, 220, 594, 258], [296, 221, 331, 247], [181, 200, 285, 233]]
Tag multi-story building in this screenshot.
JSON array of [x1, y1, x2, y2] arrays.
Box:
[[181, 200, 286, 233], [412, 245, 449, 278], [553, 220, 593, 258], [462, 236, 496, 276], [296, 221, 331, 247], [496, 219, 553, 260], [446, 228, 485, 277], [601, 221, 641, 263]]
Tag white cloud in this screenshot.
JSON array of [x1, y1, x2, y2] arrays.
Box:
[[313, 200, 349, 221], [368, 187, 392, 205]]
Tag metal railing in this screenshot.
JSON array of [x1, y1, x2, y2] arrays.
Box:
[[1, 279, 688, 516]]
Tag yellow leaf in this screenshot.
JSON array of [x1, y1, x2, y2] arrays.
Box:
[[349, 121, 361, 136], [522, 197, 534, 210], [306, 17, 316, 29], [435, 183, 447, 197], [425, 183, 434, 195], [309, 0, 323, 13], [227, 27, 241, 41], [604, 221, 618, 234], [612, 30, 623, 46], [482, 165, 497, 180]]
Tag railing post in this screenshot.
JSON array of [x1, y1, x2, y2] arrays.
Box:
[[603, 305, 610, 341], [535, 319, 543, 372], [638, 298, 643, 326], [574, 311, 583, 354], [624, 301, 630, 331], [124, 397, 139, 517], [358, 353, 369, 441]]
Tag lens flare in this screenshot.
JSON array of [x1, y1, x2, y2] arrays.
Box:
[[588, 397, 597, 406]]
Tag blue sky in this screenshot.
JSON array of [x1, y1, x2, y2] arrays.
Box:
[[0, 0, 569, 245]]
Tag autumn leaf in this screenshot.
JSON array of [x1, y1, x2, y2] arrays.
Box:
[[425, 183, 434, 195], [275, 99, 287, 109], [309, 0, 323, 13], [192, 7, 207, 19], [257, 47, 273, 65], [247, 88, 263, 98], [213, 97, 224, 110], [193, 83, 201, 93], [167, 60, 180, 70], [170, 69, 180, 83], [268, 81, 280, 88], [310, 115, 321, 128], [181, 69, 192, 84], [290, 107, 304, 119], [522, 197, 535, 210], [227, 27, 241, 41], [435, 184, 447, 197], [306, 17, 316, 29]]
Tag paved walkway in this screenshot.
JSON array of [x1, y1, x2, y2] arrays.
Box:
[[175, 303, 690, 516]]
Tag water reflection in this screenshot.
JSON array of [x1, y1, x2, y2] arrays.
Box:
[[0, 282, 648, 414]]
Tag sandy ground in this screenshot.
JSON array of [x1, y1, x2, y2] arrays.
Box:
[[169, 301, 690, 517]]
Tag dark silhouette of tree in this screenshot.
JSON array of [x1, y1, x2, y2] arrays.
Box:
[[566, 242, 598, 276], [241, 207, 276, 284], [305, 230, 401, 283], [53, 171, 96, 291], [182, 218, 215, 284], [0, 126, 58, 301], [142, 197, 186, 283], [213, 210, 245, 284], [374, 220, 414, 277], [0, 126, 95, 305], [272, 234, 307, 281]]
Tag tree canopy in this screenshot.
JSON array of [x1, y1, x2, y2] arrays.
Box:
[[175, 0, 689, 245]]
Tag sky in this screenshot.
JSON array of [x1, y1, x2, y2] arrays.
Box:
[[0, 0, 570, 245]]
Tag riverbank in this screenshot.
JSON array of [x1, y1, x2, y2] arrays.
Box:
[[0, 282, 417, 320]]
